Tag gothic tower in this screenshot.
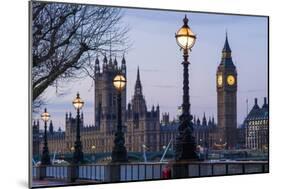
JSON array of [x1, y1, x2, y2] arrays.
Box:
[[49, 120, 54, 134], [126, 67, 160, 152], [94, 55, 127, 134], [32, 120, 40, 157], [131, 67, 147, 115], [216, 33, 237, 149]]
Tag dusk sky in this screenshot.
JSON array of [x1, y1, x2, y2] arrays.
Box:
[[33, 6, 268, 130]]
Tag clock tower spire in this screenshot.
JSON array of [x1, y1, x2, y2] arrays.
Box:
[[216, 33, 237, 149]]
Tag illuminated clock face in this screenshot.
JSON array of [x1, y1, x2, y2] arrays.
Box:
[[227, 75, 235, 85], [217, 75, 223, 86]]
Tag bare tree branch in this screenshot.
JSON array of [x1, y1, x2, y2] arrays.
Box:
[[32, 2, 130, 105]]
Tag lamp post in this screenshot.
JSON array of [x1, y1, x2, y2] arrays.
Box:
[[72, 92, 84, 164], [111, 74, 128, 162], [142, 144, 148, 162], [199, 138, 203, 146], [70, 146, 74, 153], [91, 145, 96, 162], [41, 108, 51, 165], [174, 15, 198, 161]]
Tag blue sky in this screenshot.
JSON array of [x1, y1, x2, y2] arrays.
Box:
[[33, 7, 268, 130]]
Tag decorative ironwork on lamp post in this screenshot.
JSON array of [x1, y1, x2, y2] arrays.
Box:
[[41, 108, 51, 165], [72, 92, 84, 164], [111, 73, 128, 162], [174, 15, 198, 161]]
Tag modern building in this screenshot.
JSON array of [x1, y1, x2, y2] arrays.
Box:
[[244, 98, 269, 150]]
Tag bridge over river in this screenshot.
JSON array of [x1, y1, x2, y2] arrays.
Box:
[[33, 149, 268, 164]]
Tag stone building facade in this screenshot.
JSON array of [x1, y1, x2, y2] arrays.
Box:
[[216, 34, 238, 149], [34, 56, 161, 157], [32, 35, 266, 159], [33, 109, 221, 159], [193, 114, 216, 148], [125, 68, 160, 152], [32, 120, 40, 157]]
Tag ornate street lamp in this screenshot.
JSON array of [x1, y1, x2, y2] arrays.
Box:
[[111, 74, 128, 162], [142, 144, 148, 162], [70, 146, 75, 152], [91, 145, 96, 162], [72, 92, 84, 164], [91, 145, 96, 151], [174, 15, 198, 161], [40, 108, 51, 165]]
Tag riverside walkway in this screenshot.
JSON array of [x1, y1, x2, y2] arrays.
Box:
[[32, 161, 268, 187]]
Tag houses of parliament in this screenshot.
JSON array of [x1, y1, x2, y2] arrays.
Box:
[[33, 35, 269, 158]]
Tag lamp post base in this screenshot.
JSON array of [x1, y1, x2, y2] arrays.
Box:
[[73, 150, 84, 164], [41, 146, 51, 165], [175, 114, 198, 161], [111, 132, 128, 163], [68, 165, 79, 183], [111, 148, 128, 163], [73, 141, 84, 164], [39, 166, 47, 180], [175, 135, 198, 161], [105, 163, 121, 182]]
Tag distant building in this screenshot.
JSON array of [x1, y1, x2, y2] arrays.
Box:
[[236, 124, 246, 149], [159, 121, 178, 150], [32, 35, 265, 158], [193, 114, 216, 149], [32, 120, 40, 157], [33, 57, 162, 157], [244, 98, 269, 150], [161, 113, 170, 126], [125, 67, 161, 152]]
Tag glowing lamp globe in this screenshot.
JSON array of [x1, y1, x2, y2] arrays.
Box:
[[113, 74, 126, 92], [71, 147, 74, 152], [41, 108, 50, 122], [175, 15, 196, 50], [72, 92, 84, 110]]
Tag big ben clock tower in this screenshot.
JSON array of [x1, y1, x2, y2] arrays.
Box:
[[216, 33, 237, 149]]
